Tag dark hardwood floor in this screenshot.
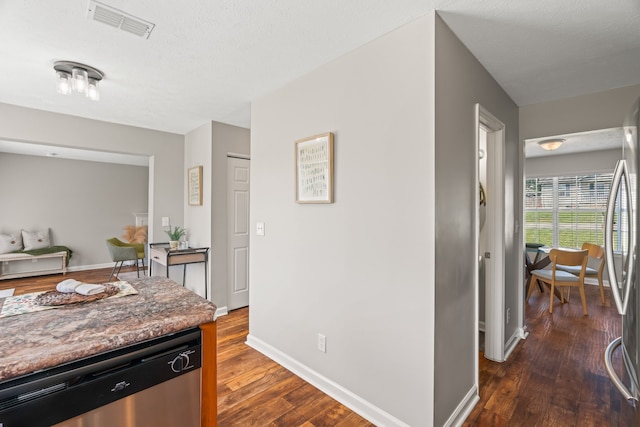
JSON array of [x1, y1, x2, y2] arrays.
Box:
[[464, 283, 628, 427], [217, 307, 374, 426], [0, 270, 630, 426]]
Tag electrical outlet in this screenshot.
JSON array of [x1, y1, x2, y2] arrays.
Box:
[[162, 217, 170, 226], [317, 333, 326, 353], [506, 307, 511, 324]]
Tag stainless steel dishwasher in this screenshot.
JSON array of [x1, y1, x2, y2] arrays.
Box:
[[0, 327, 202, 427]]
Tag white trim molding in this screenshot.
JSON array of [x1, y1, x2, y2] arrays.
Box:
[[503, 328, 526, 361], [476, 103, 507, 363], [214, 306, 228, 320], [443, 386, 480, 427], [67, 262, 113, 272]]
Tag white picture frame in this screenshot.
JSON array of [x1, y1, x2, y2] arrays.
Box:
[[295, 132, 334, 204], [188, 166, 203, 206]]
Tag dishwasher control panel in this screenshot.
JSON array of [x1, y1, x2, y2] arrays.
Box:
[[0, 328, 202, 427]]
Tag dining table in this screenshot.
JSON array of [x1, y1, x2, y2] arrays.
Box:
[[525, 243, 550, 293]]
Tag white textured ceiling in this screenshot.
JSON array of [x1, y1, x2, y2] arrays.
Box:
[[525, 127, 623, 158], [0, 0, 639, 136]]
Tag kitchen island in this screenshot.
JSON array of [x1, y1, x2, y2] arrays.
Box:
[[0, 276, 217, 427]]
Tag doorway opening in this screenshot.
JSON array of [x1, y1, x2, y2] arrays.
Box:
[[475, 104, 506, 367]]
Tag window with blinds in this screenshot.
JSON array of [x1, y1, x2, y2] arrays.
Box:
[[525, 173, 620, 250]]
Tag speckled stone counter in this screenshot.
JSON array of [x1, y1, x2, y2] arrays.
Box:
[[0, 276, 216, 381]]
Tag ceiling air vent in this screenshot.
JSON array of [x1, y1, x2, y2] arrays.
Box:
[[87, 1, 155, 39]]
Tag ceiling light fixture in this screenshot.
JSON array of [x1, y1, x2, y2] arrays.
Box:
[[538, 138, 565, 151], [54, 61, 104, 101]]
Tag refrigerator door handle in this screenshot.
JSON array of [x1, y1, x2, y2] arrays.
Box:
[[605, 159, 633, 315], [623, 162, 635, 312], [605, 337, 639, 407]]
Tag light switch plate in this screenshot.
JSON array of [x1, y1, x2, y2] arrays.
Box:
[[317, 333, 326, 353], [162, 217, 170, 226], [256, 222, 265, 236]]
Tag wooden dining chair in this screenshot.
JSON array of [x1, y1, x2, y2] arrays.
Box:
[[556, 242, 606, 303], [526, 248, 589, 315]]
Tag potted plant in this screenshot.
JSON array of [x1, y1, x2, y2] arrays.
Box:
[[165, 226, 186, 249]]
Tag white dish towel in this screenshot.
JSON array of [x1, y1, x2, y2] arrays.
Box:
[[56, 279, 81, 293], [56, 279, 105, 296]]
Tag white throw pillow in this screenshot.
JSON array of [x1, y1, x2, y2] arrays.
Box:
[[0, 233, 23, 254], [21, 229, 51, 251]]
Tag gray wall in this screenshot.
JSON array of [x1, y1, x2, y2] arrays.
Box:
[[184, 121, 250, 305], [249, 12, 520, 425], [250, 14, 435, 426], [0, 153, 147, 267], [433, 14, 520, 426], [520, 85, 640, 141], [0, 102, 184, 246], [181, 122, 212, 296], [526, 148, 620, 178]]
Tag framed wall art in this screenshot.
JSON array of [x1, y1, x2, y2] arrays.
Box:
[[295, 132, 334, 204], [188, 165, 203, 206]]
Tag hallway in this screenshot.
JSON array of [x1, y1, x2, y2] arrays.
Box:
[[464, 284, 627, 426]]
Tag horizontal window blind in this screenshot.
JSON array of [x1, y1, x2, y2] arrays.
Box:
[[525, 173, 619, 250]]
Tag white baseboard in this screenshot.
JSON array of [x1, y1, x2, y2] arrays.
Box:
[[503, 328, 525, 361], [518, 326, 529, 340], [67, 262, 113, 272], [68, 263, 152, 273], [443, 386, 479, 427], [585, 278, 607, 287], [214, 306, 228, 320], [246, 334, 411, 427]]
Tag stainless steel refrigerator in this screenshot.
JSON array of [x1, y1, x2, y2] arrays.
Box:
[[605, 96, 640, 426]]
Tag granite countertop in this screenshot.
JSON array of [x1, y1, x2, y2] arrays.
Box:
[[0, 276, 216, 382]]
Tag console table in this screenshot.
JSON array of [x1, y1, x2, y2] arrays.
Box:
[[149, 243, 210, 299]]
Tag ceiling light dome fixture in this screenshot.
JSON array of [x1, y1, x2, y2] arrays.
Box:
[[538, 138, 565, 151], [54, 61, 104, 101]]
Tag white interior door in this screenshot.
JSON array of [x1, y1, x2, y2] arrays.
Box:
[[227, 156, 250, 310]]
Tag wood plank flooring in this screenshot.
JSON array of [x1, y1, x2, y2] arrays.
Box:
[[464, 283, 630, 426], [0, 270, 631, 426], [217, 307, 373, 426]]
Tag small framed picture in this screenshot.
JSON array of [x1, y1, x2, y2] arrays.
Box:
[[188, 166, 203, 206], [295, 132, 334, 204]]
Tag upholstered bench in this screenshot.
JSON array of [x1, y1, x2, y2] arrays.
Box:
[[0, 250, 68, 280], [0, 230, 72, 280]]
